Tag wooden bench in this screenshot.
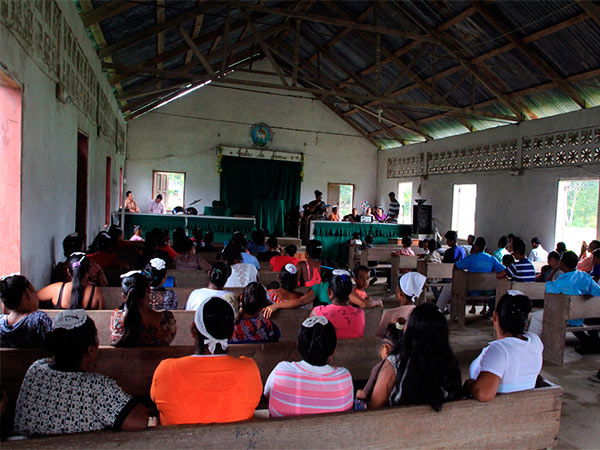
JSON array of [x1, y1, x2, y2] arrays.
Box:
[[495, 279, 545, 301], [1, 379, 562, 449], [390, 255, 419, 295], [541, 293, 600, 366], [450, 270, 499, 326], [41, 308, 383, 346], [97, 287, 237, 310], [167, 270, 280, 288], [0, 337, 380, 401], [414, 261, 454, 303]]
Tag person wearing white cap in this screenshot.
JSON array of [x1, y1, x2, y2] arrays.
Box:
[[14, 310, 149, 435], [150, 296, 262, 425], [375, 272, 426, 337]]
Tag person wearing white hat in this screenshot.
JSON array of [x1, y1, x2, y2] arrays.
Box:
[[14, 310, 149, 435], [375, 272, 426, 337], [150, 296, 262, 425]]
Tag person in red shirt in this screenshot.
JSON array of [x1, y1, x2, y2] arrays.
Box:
[[270, 245, 300, 272]]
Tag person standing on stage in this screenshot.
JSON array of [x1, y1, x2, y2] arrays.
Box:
[[124, 191, 140, 213], [149, 194, 166, 214]]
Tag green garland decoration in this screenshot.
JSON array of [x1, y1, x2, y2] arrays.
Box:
[[217, 144, 223, 174], [300, 153, 305, 181]]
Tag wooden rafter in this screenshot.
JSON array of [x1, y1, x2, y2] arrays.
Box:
[[578, 0, 600, 27], [185, 3, 205, 65], [234, 2, 438, 43], [80, 0, 147, 27], [473, 1, 586, 108], [156, 0, 165, 72], [179, 27, 217, 79], [98, 2, 221, 59]]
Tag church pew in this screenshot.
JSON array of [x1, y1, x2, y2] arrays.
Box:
[[357, 245, 404, 269], [41, 308, 383, 346], [450, 270, 499, 326], [541, 293, 600, 366], [2, 379, 562, 449], [97, 287, 240, 310], [167, 270, 280, 287], [415, 261, 454, 304], [390, 255, 420, 295], [0, 337, 380, 402], [276, 237, 302, 248], [495, 279, 545, 300]]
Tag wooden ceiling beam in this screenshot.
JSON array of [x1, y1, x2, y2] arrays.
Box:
[[234, 2, 438, 43], [473, 1, 587, 108], [98, 2, 221, 59], [185, 5, 205, 65], [578, 0, 600, 27], [81, 0, 148, 27]]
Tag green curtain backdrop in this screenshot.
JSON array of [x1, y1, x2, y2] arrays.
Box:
[[220, 156, 301, 232]]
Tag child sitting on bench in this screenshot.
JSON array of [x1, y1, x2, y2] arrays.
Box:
[[264, 316, 353, 417], [0, 274, 51, 348], [349, 265, 383, 308], [267, 264, 303, 305], [231, 282, 280, 344]]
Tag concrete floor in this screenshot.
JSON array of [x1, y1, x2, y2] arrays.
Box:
[[370, 284, 600, 450]]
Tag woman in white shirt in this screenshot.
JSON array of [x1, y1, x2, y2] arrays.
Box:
[[222, 242, 258, 288], [464, 292, 543, 401]]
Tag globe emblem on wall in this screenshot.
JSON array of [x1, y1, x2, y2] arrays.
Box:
[[249, 123, 273, 149]]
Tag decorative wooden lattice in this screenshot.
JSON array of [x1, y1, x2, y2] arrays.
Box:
[[387, 126, 600, 178]]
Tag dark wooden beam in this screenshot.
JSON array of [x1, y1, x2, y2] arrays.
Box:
[[179, 26, 217, 78], [185, 5, 205, 65], [578, 0, 600, 27], [80, 0, 147, 27], [234, 2, 438, 43]]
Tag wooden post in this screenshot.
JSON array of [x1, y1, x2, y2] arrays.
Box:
[[416, 260, 427, 304], [541, 293, 570, 366], [359, 247, 368, 266], [391, 255, 400, 295], [495, 278, 511, 299], [450, 269, 467, 326]]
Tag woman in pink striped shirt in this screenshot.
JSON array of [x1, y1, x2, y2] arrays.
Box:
[[263, 316, 353, 417]]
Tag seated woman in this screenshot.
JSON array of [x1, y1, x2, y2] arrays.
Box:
[[391, 236, 415, 256], [297, 239, 331, 304], [373, 206, 386, 223], [174, 237, 210, 271], [87, 231, 121, 270], [267, 264, 303, 304], [37, 254, 105, 310], [368, 303, 462, 410], [111, 271, 176, 346], [264, 316, 353, 417], [231, 282, 280, 344], [355, 322, 403, 409], [464, 292, 542, 401], [257, 236, 281, 262], [150, 297, 262, 425], [197, 231, 216, 252], [375, 272, 423, 336], [185, 262, 237, 312], [129, 225, 144, 242], [312, 270, 365, 339], [349, 265, 383, 308], [146, 258, 178, 310], [53, 233, 108, 286], [14, 310, 148, 435], [248, 229, 267, 254], [222, 243, 258, 288], [0, 274, 52, 348], [270, 245, 300, 272]]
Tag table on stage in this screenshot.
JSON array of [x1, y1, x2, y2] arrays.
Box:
[[123, 213, 255, 243], [310, 220, 413, 264]]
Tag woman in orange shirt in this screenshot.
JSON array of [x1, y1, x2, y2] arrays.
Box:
[[150, 296, 262, 425]]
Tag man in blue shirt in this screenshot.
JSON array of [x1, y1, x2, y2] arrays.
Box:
[[497, 237, 535, 282], [436, 237, 504, 313], [529, 251, 600, 354], [442, 230, 466, 264]]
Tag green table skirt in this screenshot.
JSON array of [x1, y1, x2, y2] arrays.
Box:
[[203, 206, 232, 217], [312, 221, 412, 264], [253, 198, 285, 236], [123, 213, 254, 243]]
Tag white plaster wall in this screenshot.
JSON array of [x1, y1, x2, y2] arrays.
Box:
[[0, 2, 126, 287], [378, 107, 600, 250], [126, 59, 378, 215]]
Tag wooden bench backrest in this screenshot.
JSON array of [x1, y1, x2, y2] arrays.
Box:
[[358, 246, 403, 265], [450, 271, 499, 325], [167, 270, 280, 288], [532, 261, 545, 273], [390, 255, 420, 294], [41, 308, 383, 346], [416, 261, 454, 279], [496, 279, 546, 300], [1, 382, 562, 449], [541, 293, 600, 365], [0, 337, 380, 401]]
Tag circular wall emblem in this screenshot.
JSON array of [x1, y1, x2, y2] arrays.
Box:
[[249, 123, 273, 149]]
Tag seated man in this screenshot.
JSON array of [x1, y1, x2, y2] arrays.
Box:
[[151, 296, 262, 424], [591, 249, 600, 283], [497, 237, 535, 282], [578, 240, 600, 273], [528, 237, 549, 262], [529, 251, 600, 354], [461, 235, 475, 256], [442, 230, 466, 264], [436, 237, 505, 314]]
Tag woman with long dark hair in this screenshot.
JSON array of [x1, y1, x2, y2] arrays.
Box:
[[37, 253, 105, 309], [110, 271, 176, 347], [14, 310, 148, 435], [230, 282, 280, 344], [146, 258, 178, 310], [368, 303, 462, 411]]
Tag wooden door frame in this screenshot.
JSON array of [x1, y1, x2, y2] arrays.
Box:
[[327, 182, 355, 215], [152, 170, 186, 211]]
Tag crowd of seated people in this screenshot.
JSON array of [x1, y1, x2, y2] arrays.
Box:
[[2, 221, 599, 439]]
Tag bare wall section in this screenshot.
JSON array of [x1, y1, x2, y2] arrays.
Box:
[[378, 107, 600, 249], [126, 60, 378, 216]]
